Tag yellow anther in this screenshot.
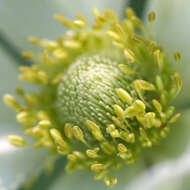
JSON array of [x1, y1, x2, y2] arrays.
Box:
[[53, 49, 67, 59], [117, 143, 127, 153], [125, 8, 135, 18], [170, 74, 182, 97], [124, 48, 135, 63], [74, 151, 86, 160], [118, 64, 134, 75], [125, 100, 145, 118], [112, 116, 125, 130], [73, 20, 86, 28], [117, 143, 129, 160], [104, 176, 117, 187], [16, 112, 29, 123], [57, 144, 70, 155], [133, 80, 155, 92], [38, 120, 51, 129], [124, 19, 134, 34], [63, 40, 81, 49], [160, 93, 167, 105], [76, 12, 86, 22], [174, 51, 181, 62], [37, 111, 49, 120], [139, 128, 147, 138], [139, 127, 148, 139], [93, 22, 103, 30], [15, 87, 24, 96], [72, 126, 86, 143], [130, 34, 145, 43], [155, 75, 164, 91], [127, 133, 135, 143], [116, 88, 133, 104], [104, 9, 118, 20], [91, 163, 105, 172], [101, 142, 116, 154], [3, 94, 19, 110], [120, 131, 135, 143], [64, 123, 73, 138], [148, 11, 156, 23], [50, 128, 70, 154], [149, 41, 157, 52], [41, 40, 58, 49], [94, 170, 108, 181], [113, 104, 126, 120], [112, 41, 124, 49], [133, 100, 146, 112], [8, 135, 26, 147], [153, 118, 161, 127], [144, 140, 152, 147], [138, 112, 156, 128], [22, 51, 33, 59], [86, 120, 99, 130], [86, 148, 99, 158], [114, 23, 125, 36], [173, 73, 183, 90], [106, 124, 120, 138], [40, 50, 54, 65], [37, 71, 48, 84], [24, 94, 38, 106], [93, 8, 108, 23], [165, 106, 175, 118], [50, 128, 64, 144], [30, 126, 42, 137], [131, 16, 142, 28], [106, 31, 120, 41], [154, 49, 162, 68], [67, 154, 77, 161], [85, 120, 104, 141], [93, 8, 101, 17], [28, 36, 40, 45], [152, 99, 162, 113], [169, 113, 181, 123], [54, 13, 73, 28]]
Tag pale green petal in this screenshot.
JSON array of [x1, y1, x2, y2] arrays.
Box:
[[145, 0, 190, 107], [127, 109, 190, 190], [0, 0, 125, 52], [50, 161, 144, 190], [0, 47, 48, 189]]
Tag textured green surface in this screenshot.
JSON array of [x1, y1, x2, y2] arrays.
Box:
[[57, 53, 130, 128]]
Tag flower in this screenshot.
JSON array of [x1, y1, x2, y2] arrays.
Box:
[[3, 7, 182, 187]]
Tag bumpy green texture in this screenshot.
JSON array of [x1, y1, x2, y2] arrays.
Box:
[[4, 8, 182, 187], [57, 52, 130, 127]]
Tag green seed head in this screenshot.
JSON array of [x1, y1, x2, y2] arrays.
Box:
[[57, 52, 129, 127], [3, 8, 182, 187]]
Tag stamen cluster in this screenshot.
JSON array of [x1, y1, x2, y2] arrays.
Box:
[[4, 8, 182, 187]]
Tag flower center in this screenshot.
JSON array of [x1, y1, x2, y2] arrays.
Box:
[[57, 52, 131, 128]]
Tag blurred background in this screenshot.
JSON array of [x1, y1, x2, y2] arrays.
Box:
[[0, 0, 190, 189]]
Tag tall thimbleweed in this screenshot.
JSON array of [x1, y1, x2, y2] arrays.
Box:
[[4, 8, 182, 187]]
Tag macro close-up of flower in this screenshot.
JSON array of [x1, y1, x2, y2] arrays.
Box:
[[0, 0, 190, 190]]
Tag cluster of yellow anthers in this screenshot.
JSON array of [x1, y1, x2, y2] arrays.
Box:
[[4, 8, 182, 187]]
